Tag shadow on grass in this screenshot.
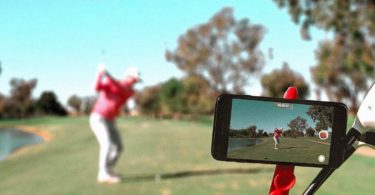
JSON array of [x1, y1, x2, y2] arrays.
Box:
[[279, 146, 308, 150], [122, 167, 273, 183]]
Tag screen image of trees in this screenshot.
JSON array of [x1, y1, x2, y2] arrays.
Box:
[[229, 105, 334, 138]]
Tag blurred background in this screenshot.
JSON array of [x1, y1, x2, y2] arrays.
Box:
[[0, 0, 374, 194]]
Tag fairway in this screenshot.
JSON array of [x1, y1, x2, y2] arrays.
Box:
[[0, 116, 374, 195], [228, 137, 330, 165]]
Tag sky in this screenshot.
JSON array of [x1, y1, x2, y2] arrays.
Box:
[[230, 99, 331, 133], [0, 0, 329, 106]]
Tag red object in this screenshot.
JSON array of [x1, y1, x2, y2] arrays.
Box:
[[92, 71, 135, 121], [274, 128, 283, 138], [283, 87, 298, 100], [320, 132, 327, 139], [269, 87, 298, 195]]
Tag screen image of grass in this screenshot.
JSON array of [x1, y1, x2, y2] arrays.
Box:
[[228, 99, 334, 164], [227, 137, 330, 164]]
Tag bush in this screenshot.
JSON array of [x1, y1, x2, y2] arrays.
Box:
[[36, 91, 67, 116]]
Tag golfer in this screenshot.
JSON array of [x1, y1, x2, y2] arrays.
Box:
[[273, 127, 283, 149], [89, 64, 140, 184]]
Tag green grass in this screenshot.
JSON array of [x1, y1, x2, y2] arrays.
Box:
[[228, 137, 330, 166], [0, 116, 374, 195]]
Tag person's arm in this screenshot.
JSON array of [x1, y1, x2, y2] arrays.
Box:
[[94, 63, 121, 92], [94, 64, 107, 91], [94, 70, 106, 92]]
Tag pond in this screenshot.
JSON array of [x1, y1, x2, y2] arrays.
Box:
[[227, 138, 261, 152], [0, 128, 44, 161]]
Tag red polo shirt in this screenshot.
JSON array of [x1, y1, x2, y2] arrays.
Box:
[[274, 128, 283, 138], [92, 71, 134, 121]]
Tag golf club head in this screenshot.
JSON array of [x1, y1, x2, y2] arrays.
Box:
[[356, 83, 375, 132]]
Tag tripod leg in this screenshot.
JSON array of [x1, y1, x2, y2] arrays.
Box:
[[303, 146, 356, 195]]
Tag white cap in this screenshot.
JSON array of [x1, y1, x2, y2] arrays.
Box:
[[124, 67, 141, 81]]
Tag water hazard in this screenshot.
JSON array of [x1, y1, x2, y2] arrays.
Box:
[[0, 128, 44, 161], [228, 138, 261, 152]]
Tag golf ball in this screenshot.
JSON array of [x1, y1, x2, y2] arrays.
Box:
[[318, 155, 325, 163]]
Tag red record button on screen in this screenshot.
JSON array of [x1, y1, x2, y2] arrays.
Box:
[[319, 130, 329, 140]]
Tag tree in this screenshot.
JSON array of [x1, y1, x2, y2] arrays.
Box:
[[257, 129, 265, 137], [166, 7, 266, 94], [288, 116, 308, 134], [136, 75, 217, 117], [0, 93, 6, 118], [159, 78, 185, 116], [81, 96, 97, 115], [306, 105, 334, 132], [305, 127, 316, 137], [274, 0, 375, 41], [67, 95, 82, 114], [181, 74, 216, 115], [247, 125, 257, 138], [261, 63, 309, 98], [3, 78, 37, 118], [274, 0, 375, 112], [229, 129, 250, 138], [283, 129, 299, 138], [134, 85, 161, 117], [36, 91, 67, 116], [312, 39, 374, 112]]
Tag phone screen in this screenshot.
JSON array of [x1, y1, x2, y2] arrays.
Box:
[[227, 98, 334, 165]]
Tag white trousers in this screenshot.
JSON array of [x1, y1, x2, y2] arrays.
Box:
[[89, 113, 123, 178], [273, 136, 280, 147]]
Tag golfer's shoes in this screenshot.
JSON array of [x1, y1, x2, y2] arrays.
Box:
[[97, 175, 122, 184]]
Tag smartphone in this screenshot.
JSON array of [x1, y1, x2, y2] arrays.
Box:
[[211, 94, 347, 168]]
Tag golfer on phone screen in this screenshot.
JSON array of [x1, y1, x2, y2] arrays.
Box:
[[89, 64, 140, 184], [273, 127, 283, 149]]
